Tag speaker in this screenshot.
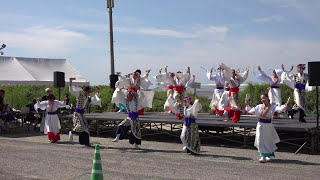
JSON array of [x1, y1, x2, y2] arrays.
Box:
[[54, 71, 65, 88], [308, 61, 320, 86], [109, 74, 118, 89]]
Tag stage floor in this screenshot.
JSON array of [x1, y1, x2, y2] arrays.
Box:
[[71, 112, 319, 132]]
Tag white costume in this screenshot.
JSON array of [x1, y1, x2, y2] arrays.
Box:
[[221, 63, 249, 122], [257, 69, 283, 106], [281, 72, 314, 112], [154, 72, 175, 89], [112, 74, 154, 110], [221, 63, 249, 110], [206, 69, 225, 112], [217, 81, 231, 113], [163, 76, 194, 112], [246, 103, 286, 159], [35, 100, 66, 142]]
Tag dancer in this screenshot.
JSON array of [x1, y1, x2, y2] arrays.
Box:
[[217, 81, 230, 116], [171, 67, 193, 119], [131, 69, 153, 115], [246, 93, 288, 163], [112, 88, 142, 149], [39, 88, 56, 132], [158, 66, 193, 119], [256, 66, 284, 118], [221, 63, 249, 122], [154, 66, 175, 113], [167, 95, 202, 154], [112, 70, 154, 113], [205, 67, 225, 116], [68, 78, 101, 146], [35, 94, 66, 143], [281, 64, 314, 122]]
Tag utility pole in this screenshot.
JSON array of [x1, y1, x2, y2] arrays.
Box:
[[107, 0, 118, 89]]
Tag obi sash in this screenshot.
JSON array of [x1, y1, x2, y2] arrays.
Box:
[[229, 87, 239, 97], [295, 84, 306, 92], [259, 118, 271, 123], [216, 85, 224, 90], [174, 86, 185, 93], [47, 112, 57, 115], [225, 88, 230, 91], [128, 112, 138, 120], [271, 85, 280, 89], [167, 86, 174, 90], [128, 87, 138, 93], [75, 108, 85, 114], [185, 117, 196, 127]]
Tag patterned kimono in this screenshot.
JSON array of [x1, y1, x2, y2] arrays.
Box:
[[69, 86, 101, 144], [114, 90, 142, 145], [257, 69, 283, 106], [221, 63, 249, 122], [206, 69, 225, 115], [281, 72, 314, 121], [246, 103, 286, 158], [180, 99, 202, 154], [35, 100, 66, 142]]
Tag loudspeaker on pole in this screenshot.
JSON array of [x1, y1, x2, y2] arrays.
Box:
[[54, 71, 65, 88]]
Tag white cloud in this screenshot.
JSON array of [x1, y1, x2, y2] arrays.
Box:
[[114, 27, 197, 38], [258, 0, 320, 22], [253, 15, 286, 23], [114, 25, 229, 40], [0, 26, 88, 56], [112, 37, 320, 84], [259, 0, 299, 8]]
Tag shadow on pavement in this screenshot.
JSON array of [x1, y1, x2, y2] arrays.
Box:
[[106, 146, 182, 154], [199, 153, 253, 161], [271, 159, 320, 166]]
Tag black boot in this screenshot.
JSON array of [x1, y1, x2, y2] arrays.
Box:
[[299, 109, 306, 123], [287, 109, 296, 119]]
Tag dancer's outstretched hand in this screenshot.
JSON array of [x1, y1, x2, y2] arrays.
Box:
[[95, 86, 100, 92], [187, 66, 190, 73], [289, 65, 294, 72]]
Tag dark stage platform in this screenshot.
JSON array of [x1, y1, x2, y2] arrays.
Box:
[[61, 112, 319, 153], [74, 112, 318, 131]]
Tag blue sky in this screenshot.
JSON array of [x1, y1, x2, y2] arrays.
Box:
[[1, 0, 320, 85]]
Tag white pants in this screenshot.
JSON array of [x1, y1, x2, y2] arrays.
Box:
[[180, 125, 187, 146]]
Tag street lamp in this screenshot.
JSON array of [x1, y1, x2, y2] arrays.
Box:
[[0, 44, 6, 55], [107, 0, 118, 89]]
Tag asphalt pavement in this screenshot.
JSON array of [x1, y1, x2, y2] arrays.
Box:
[[0, 132, 319, 180]]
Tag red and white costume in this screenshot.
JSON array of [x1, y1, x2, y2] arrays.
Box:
[[221, 63, 249, 122], [206, 69, 225, 115], [35, 100, 66, 142]]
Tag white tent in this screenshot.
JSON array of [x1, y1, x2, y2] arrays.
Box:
[[0, 56, 89, 86]]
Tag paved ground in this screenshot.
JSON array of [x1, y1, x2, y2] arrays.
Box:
[[0, 132, 319, 180]]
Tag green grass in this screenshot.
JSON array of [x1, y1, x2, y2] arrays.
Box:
[[0, 84, 318, 113]]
